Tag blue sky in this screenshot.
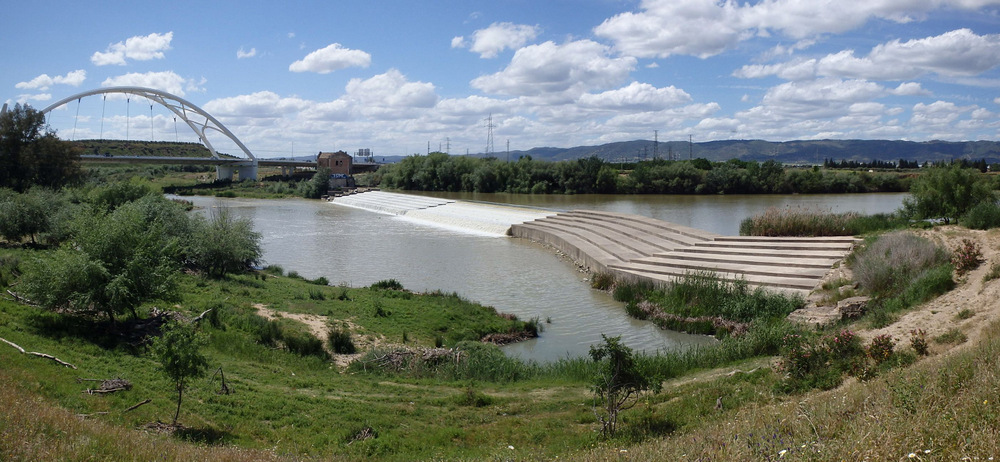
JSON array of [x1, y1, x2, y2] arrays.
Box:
[[4, 0, 1000, 159]]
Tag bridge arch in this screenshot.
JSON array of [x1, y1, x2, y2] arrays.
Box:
[[41, 86, 257, 179]]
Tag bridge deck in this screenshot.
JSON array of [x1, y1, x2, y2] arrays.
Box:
[[511, 211, 858, 296]]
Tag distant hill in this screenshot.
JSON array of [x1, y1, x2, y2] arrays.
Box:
[[499, 139, 1000, 165], [76, 138, 1000, 165]]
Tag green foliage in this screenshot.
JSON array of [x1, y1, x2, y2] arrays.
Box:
[[328, 326, 357, 354], [188, 206, 262, 278], [904, 163, 995, 222], [375, 154, 907, 195], [0, 188, 50, 244], [152, 321, 209, 425], [951, 238, 984, 276], [910, 329, 929, 356], [302, 167, 331, 199], [850, 231, 949, 297], [960, 200, 1000, 229], [739, 206, 906, 237], [590, 335, 662, 437], [87, 178, 156, 212], [0, 104, 82, 191], [369, 279, 404, 290]]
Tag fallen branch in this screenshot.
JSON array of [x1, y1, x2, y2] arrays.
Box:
[[124, 398, 152, 413], [27, 351, 77, 369], [83, 387, 130, 394], [76, 412, 109, 419], [6, 289, 36, 305], [192, 308, 213, 324], [1, 337, 26, 354], [2, 336, 77, 368]]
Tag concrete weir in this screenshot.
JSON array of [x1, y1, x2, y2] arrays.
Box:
[[332, 191, 857, 295]]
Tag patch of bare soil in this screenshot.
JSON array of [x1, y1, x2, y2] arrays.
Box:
[[252, 304, 382, 368], [864, 226, 1000, 353], [796, 227, 1000, 355]]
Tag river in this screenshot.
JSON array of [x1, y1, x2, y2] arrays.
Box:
[[182, 192, 907, 362]]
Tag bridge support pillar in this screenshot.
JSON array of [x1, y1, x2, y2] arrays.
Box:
[[216, 165, 235, 181], [237, 161, 258, 181]]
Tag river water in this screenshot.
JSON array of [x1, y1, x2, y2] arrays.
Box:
[[182, 192, 907, 362]]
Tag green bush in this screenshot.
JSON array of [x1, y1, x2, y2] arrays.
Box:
[[960, 200, 1000, 229], [850, 231, 949, 296], [370, 279, 404, 290], [328, 327, 357, 354], [904, 163, 995, 222]]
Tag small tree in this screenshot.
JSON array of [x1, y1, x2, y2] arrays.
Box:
[[188, 206, 262, 278], [152, 321, 208, 425], [589, 334, 661, 437], [904, 163, 995, 223]]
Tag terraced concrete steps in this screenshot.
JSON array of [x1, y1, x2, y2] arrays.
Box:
[[512, 210, 859, 295]]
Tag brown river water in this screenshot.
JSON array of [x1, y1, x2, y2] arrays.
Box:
[[181, 192, 907, 361]]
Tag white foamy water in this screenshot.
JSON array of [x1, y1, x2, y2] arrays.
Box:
[[332, 191, 555, 236]]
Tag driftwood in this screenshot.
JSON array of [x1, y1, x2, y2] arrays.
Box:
[[81, 378, 132, 394], [124, 399, 152, 413], [0, 336, 77, 369], [192, 308, 214, 324], [6, 289, 36, 305]]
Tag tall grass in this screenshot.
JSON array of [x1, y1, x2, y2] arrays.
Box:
[[850, 231, 950, 296], [961, 200, 1000, 229], [739, 206, 906, 236]]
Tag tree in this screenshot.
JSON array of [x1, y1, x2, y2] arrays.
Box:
[[188, 206, 262, 278], [152, 321, 208, 425], [590, 334, 662, 437], [0, 188, 48, 244], [301, 167, 331, 199], [904, 163, 995, 223], [20, 193, 183, 323], [0, 103, 81, 191]]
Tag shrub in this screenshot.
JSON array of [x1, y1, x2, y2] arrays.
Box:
[[867, 334, 896, 364], [960, 200, 1000, 229], [904, 163, 995, 222], [850, 231, 949, 296], [328, 327, 357, 354], [282, 329, 327, 358], [910, 329, 929, 356], [370, 279, 404, 290], [983, 261, 1000, 283], [951, 238, 984, 275]]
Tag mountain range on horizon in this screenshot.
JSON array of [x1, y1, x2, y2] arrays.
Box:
[[76, 138, 1000, 166]]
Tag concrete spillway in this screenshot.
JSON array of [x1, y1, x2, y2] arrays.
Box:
[[333, 191, 857, 295]]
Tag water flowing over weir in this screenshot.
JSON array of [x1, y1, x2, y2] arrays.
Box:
[[332, 191, 558, 236]]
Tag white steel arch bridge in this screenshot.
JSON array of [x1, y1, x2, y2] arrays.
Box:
[[17, 86, 309, 180]]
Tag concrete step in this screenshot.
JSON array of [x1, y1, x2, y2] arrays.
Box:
[[553, 213, 707, 250], [620, 257, 831, 280], [670, 246, 849, 260], [608, 264, 816, 294], [568, 209, 721, 241], [693, 240, 855, 252], [535, 215, 676, 256], [515, 221, 643, 264], [647, 251, 839, 269]]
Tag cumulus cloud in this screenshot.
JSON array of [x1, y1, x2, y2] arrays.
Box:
[[289, 43, 371, 73], [15, 69, 86, 90], [471, 40, 636, 98], [16, 93, 52, 104], [578, 82, 692, 111], [595, 0, 995, 58], [91, 32, 173, 66], [736, 29, 1000, 82], [101, 71, 197, 96], [204, 91, 311, 119], [344, 69, 438, 119], [237, 47, 257, 59], [455, 22, 540, 58]]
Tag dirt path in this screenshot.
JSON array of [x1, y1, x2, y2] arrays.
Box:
[[253, 304, 375, 368], [863, 227, 1000, 352]]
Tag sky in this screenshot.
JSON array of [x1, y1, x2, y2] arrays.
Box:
[[4, 0, 1000, 159]]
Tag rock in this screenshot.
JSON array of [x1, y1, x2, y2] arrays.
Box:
[[837, 296, 870, 319]]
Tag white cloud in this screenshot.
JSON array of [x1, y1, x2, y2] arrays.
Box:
[[289, 43, 371, 73], [344, 69, 438, 119], [471, 40, 636, 98], [736, 29, 1000, 83], [237, 47, 257, 59], [16, 93, 52, 104], [910, 100, 974, 128], [595, 0, 997, 58], [204, 91, 311, 119], [459, 22, 540, 58], [891, 82, 931, 96], [995, 97, 1000, 104], [101, 71, 195, 96], [15, 69, 86, 90], [578, 82, 692, 111], [816, 29, 1000, 79], [91, 32, 173, 66]]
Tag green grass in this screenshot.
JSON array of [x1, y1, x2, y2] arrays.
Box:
[[739, 206, 908, 237]]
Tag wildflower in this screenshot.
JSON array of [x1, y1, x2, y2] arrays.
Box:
[[507, 445, 514, 450], [908, 453, 916, 459], [778, 449, 788, 457]]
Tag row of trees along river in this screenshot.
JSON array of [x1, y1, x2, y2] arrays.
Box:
[[372, 152, 919, 195]]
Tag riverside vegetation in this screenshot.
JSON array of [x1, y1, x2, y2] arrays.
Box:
[[5, 105, 1000, 459]]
